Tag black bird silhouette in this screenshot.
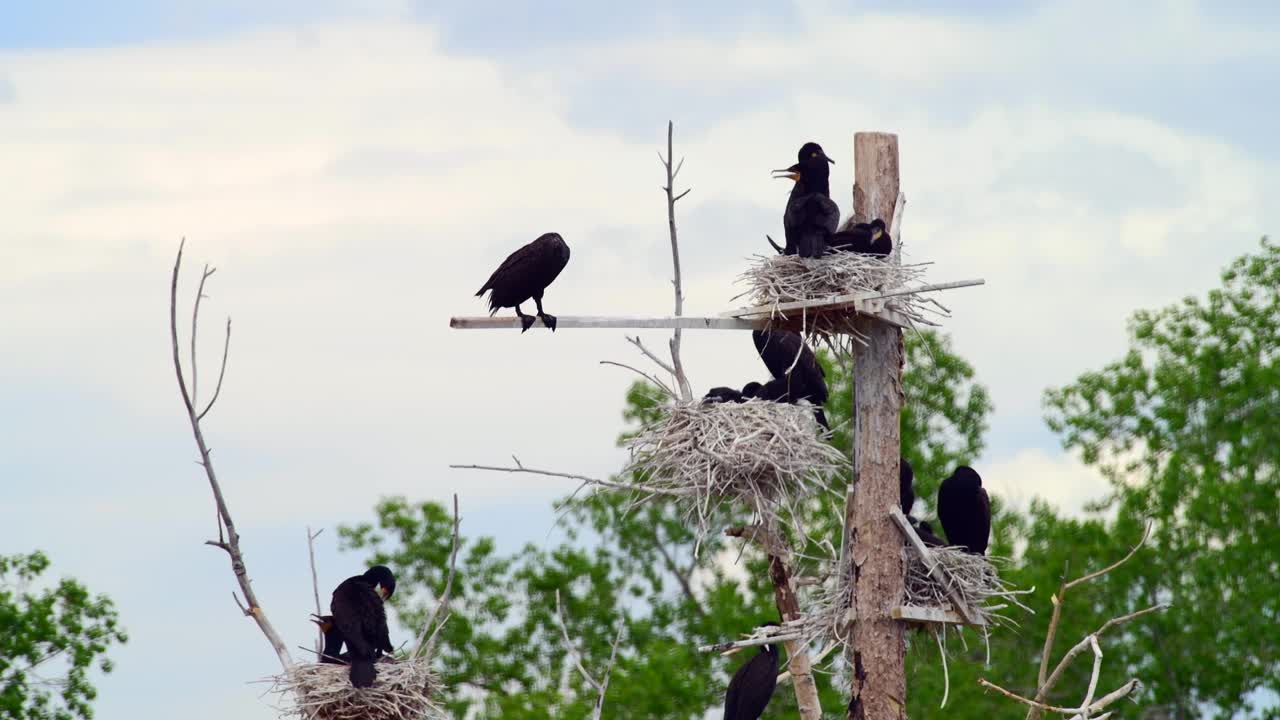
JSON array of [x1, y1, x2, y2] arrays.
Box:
[[773, 142, 839, 258], [723, 622, 781, 720], [310, 614, 348, 664], [829, 219, 892, 257], [752, 330, 829, 429], [936, 466, 991, 555], [476, 232, 571, 332], [703, 386, 745, 404], [900, 457, 915, 517], [329, 565, 396, 688], [913, 519, 947, 548], [741, 381, 764, 399]]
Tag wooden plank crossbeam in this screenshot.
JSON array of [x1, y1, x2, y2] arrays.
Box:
[[891, 604, 985, 626], [888, 506, 981, 626], [449, 315, 765, 331]]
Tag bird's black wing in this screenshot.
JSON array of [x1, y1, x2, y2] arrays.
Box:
[[476, 234, 568, 311], [729, 648, 779, 719], [330, 577, 388, 658], [975, 486, 992, 555], [900, 458, 915, 517], [753, 331, 804, 381]]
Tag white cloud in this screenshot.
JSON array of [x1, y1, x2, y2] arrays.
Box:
[[984, 447, 1111, 517]]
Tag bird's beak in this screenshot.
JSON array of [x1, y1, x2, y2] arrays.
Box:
[[376, 585, 389, 600], [771, 168, 800, 182], [824, 154, 835, 165], [872, 227, 883, 240]]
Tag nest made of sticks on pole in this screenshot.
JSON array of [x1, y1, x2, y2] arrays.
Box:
[[619, 399, 847, 543], [270, 657, 447, 720], [734, 252, 942, 337], [904, 547, 1029, 628]]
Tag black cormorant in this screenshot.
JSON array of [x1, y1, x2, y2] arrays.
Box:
[[913, 520, 947, 548], [936, 466, 991, 555], [752, 330, 829, 428], [310, 614, 348, 664], [329, 565, 397, 688], [828, 219, 892, 257], [741, 381, 764, 399], [900, 457, 915, 517], [723, 623, 781, 720], [704, 386, 745, 404], [476, 232, 571, 332], [773, 142, 839, 258]]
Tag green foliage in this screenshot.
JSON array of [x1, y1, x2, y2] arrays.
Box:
[[0, 552, 127, 720], [1043, 237, 1280, 720], [341, 330, 993, 718]]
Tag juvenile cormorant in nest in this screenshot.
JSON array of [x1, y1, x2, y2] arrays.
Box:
[[937, 466, 991, 555], [828, 218, 892, 258], [741, 381, 764, 399], [329, 565, 397, 688], [752, 330, 829, 429], [900, 457, 915, 517], [310, 614, 348, 664], [914, 519, 946, 548], [722, 622, 780, 720], [703, 386, 745, 404], [476, 232, 571, 332], [773, 142, 839, 258]]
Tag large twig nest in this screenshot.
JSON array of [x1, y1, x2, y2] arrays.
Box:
[[271, 657, 447, 720], [735, 253, 943, 337], [620, 399, 847, 541], [905, 548, 1030, 628]]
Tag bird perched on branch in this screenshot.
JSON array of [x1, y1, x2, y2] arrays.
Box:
[[773, 142, 839, 258], [751, 330, 830, 429], [937, 466, 991, 555], [476, 232, 571, 332], [329, 565, 397, 688], [828, 218, 892, 258], [722, 622, 781, 720], [310, 614, 348, 664]]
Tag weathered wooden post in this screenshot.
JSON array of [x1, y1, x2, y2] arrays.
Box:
[[843, 132, 907, 720]]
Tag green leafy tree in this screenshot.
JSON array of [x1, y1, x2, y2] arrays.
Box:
[[0, 552, 127, 720], [341, 330, 994, 718]]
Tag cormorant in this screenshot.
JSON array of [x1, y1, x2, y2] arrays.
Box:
[[329, 565, 397, 688], [751, 330, 829, 428], [741, 381, 764, 399], [773, 142, 839, 258], [310, 614, 348, 664], [476, 232, 571, 332], [704, 386, 745, 404], [900, 457, 915, 517], [936, 466, 991, 555], [828, 219, 892, 258], [723, 623, 781, 720], [913, 520, 947, 549]]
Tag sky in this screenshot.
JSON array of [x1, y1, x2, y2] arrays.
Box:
[[1, 1, 1277, 717]]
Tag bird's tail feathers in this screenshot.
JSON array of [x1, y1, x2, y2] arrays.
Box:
[[349, 659, 376, 688]]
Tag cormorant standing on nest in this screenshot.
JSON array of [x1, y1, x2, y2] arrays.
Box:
[[828, 219, 892, 257], [476, 232, 571, 332], [330, 565, 397, 688], [900, 457, 915, 517], [722, 622, 781, 720], [914, 520, 947, 548], [937, 466, 991, 555], [703, 386, 745, 404], [772, 142, 839, 258], [752, 330, 830, 429], [310, 614, 348, 664]]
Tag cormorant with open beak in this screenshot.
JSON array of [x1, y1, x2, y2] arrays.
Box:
[[937, 466, 991, 555], [828, 218, 892, 257], [329, 565, 397, 688], [752, 330, 830, 429], [771, 142, 839, 259], [722, 621, 781, 720], [476, 232, 571, 332]]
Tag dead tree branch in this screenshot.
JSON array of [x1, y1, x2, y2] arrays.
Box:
[[554, 589, 625, 720], [659, 120, 693, 402], [307, 527, 324, 654], [413, 494, 461, 660], [170, 239, 292, 671], [449, 462, 696, 498]]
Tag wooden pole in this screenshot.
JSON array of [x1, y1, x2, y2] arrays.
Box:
[[844, 132, 906, 720]]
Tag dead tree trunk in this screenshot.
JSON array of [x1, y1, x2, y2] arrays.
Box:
[[843, 132, 906, 720]]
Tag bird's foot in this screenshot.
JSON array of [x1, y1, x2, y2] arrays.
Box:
[[539, 313, 558, 332], [518, 314, 537, 333]]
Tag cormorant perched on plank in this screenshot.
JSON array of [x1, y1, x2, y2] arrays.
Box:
[[310, 614, 348, 664], [828, 219, 892, 257], [773, 142, 839, 258], [936, 466, 991, 555], [752, 330, 829, 429], [723, 622, 780, 720], [704, 386, 745, 404], [900, 457, 915, 517], [476, 232, 571, 332], [914, 519, 947, 548], [329, 565, 397, 688]]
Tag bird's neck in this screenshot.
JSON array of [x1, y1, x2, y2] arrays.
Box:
[[802, 172, 830, 196]]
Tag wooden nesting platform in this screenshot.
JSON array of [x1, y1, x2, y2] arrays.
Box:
[[888, 506, 986, 627]]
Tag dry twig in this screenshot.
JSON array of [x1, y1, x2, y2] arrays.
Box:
[[308, 527, 324, 654], [659, 120, 694, 402], [555, 589, 625, 720], [413, 494, 460, 661]]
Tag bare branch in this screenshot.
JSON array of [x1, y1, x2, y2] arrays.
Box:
[[661, 120, 693, 402], [982, 677, 1141, 716], [626, 335, 676, 377], [1064, 522, 1151, 591], [170, 240, 292, 671], [414, 494, 461, 660], [593, 626, 625, 720], [1080, 636, 1103, 714], [307, 527, 324, 653], [449, 462, 696, 498], [599, 360, 677, 398], [654, 538, 706, 619], [1039, 603, 1170, 704], [197, 318, 231, 421], [698, 633, 803, 654]]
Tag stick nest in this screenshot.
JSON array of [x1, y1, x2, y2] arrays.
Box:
[[735, 252, 942, 337], [271, 657, 447, 720], [905, 547, 1029, 627], [620, 399, 846, 540]]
